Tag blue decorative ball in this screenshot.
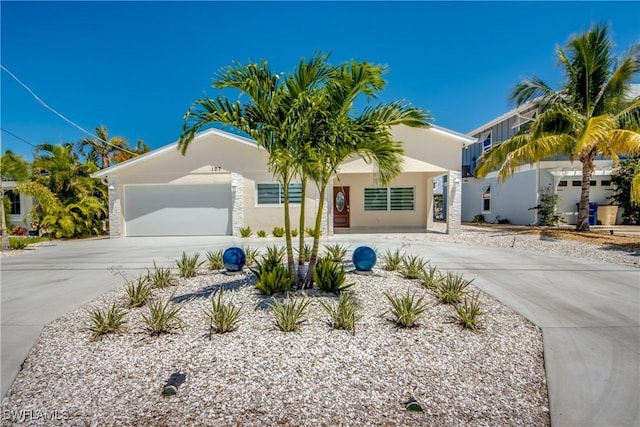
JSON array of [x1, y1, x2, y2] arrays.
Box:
[[223, 247, 246, 272], [352, 246, 376, 271]]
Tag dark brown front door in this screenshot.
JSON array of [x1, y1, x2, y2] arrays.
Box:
[[333, 186, 350, 228]]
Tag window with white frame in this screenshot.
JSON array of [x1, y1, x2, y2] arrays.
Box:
[[256, 183, 302, 205], [364, 187, 414, 211], [482, 185, 491, 213], [481, 132, 492, 153]]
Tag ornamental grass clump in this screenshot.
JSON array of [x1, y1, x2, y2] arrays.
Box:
[[454, 292, 485, 330], [147, 261, 177, 289], [203, 289, 241, 335], [323, 243, 350, 263], [398, 255, 429, 279], [176, 252, 204, 278], [142, 294, 185, 336], [270, 294, 312, 332], [380, 248, 404, 271], [250, 245, 285, 279], [319, 292, 362, 331], [257, 229, 267, 237], [206, 250, 224, 270], [255, 264, 294, 296], [126, 275, 153, 307], [239, 226, 252, 237], [419, 264, 441, 290], [296, 243, 312, 262], [436, 272, 473, 304], [89, 303, 127, 341], [242, 246, 260, 268], [384, 291, 427, 328], [272, 226, 285, 237], [313, 257, 353, 293]]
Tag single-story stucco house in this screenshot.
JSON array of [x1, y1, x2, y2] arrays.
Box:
[[93, 125, 475, 238]]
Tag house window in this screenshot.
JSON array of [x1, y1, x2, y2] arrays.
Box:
[[601, 180, 611, 186], [364, 187, 414, 211], [482, 133, 492, 153], [482, 185, 491, 213], [572, 181, 581, 187], [590, 180, 596, 186], [558, 181, 568, 187], [256, 183, 302, 205], [5, 190, 20, 215]]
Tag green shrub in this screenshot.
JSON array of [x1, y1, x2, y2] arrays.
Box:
[[305, 227, 315, 237], [176, 252, 203, 278], [257, 229, 267, 237], [272, 226, 285, 237], [8, 238, 29, 250], [239, 226, 252, 237], [472, 214, 485, 223], [319, 292, 362, 331], [250, 245, 285, 278], [313, 258, 353, 293], [270, 295, 311, 332], [125, 275, 153, 307], [147, 261, 177, 289], [419, 265, 441, 290], [385, 291, 427, 328], [323, 243, 349, 263], [255, 264, 294, 296], [454, 292, 485, 330], [203, 289, 241, 335], [89, 303, 127, 341], [435, 272, 472, 304], [206, 250, 224, 270], [296, 243, 312, 262], [380, 248, 404, 271], [142, 294, 185, 336], [290, 228, 299, 237], [398, 255, 429, 279], [242, 246, 260, 267]]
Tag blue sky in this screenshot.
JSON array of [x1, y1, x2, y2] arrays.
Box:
[[2, 1, 639, 159]]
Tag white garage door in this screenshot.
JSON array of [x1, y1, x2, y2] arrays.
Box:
[[124, 184, 231, 236]]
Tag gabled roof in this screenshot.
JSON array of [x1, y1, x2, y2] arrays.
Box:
[[92, 128, 259, 178]]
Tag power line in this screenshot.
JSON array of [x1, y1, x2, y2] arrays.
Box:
[[1, 127, 37, 148], [0, 64, 137, 156]]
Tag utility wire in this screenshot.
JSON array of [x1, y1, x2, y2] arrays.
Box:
[[0, 64, 137, 156], [1, 127, 37, 148]]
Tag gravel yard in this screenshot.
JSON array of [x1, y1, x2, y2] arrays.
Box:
[[4, 225, 638, 426]]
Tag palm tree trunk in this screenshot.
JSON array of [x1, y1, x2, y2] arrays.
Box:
[[297, 179, 307, 286], [282, 182, 296, 282], [303, 184, 327, 288], [576, 157, 595, 231]]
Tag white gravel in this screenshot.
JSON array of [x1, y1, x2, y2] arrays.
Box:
[[5, 225, 636, 426], [2, 262, 549, 425]]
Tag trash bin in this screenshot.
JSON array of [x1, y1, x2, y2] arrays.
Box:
[[588, 202, 598, 226], [597, 205, 618, 226]]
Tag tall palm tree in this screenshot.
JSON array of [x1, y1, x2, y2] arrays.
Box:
[[299, 62, 431, 286], [475, 24, 640, 231], [179, 54, 333, 281], [77, 125, 130, 169]]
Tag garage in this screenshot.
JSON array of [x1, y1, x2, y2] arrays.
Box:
[[124, 184, 231, 236]]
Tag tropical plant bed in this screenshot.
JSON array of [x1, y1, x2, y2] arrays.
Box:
[[1, 267, 549, 426]]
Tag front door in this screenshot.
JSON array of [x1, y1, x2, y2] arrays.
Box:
[[333, 186, 350, 228]]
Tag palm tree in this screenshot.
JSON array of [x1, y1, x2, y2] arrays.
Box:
[[77, 125, 130, 169], [179, 54, 333, 281], [20, 144, 107, 237], [299, 62, 431, 286], [475, 24, 640, 231]]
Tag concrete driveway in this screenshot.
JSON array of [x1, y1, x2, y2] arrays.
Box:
[[1, 235, 638, 426]]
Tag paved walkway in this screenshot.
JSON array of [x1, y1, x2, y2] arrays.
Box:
[[1, 235, 638, 426]]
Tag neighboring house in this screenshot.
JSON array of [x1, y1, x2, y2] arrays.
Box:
[[461, 97, 634, 226], [1, 181, 34, 229], [93, 125, 474, 238]]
